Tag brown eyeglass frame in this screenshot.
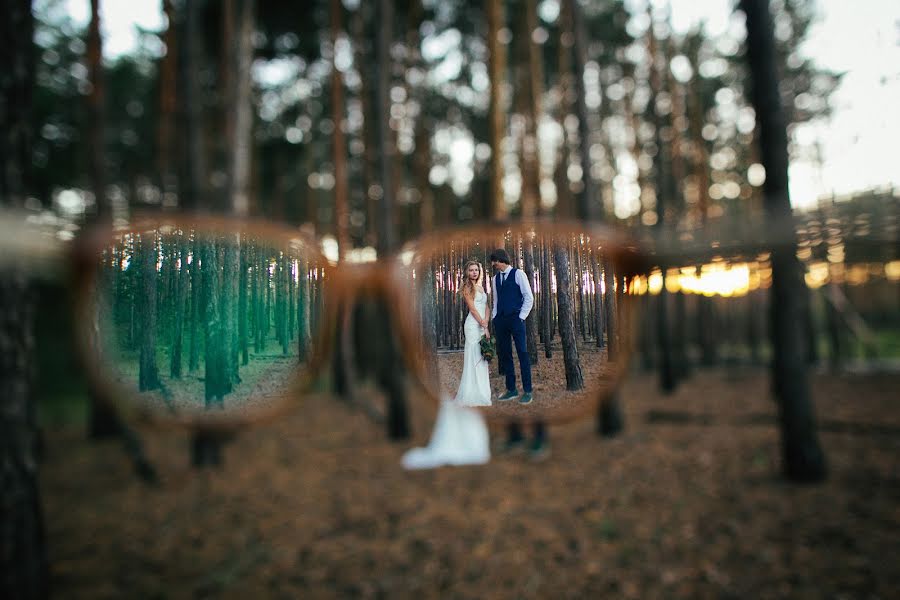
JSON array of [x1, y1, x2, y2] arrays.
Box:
[[66, 214, 648, 431]]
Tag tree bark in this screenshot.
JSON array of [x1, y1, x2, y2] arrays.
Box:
[[158, 0, 179, 204], [597, 259, 624, 436], [330, 0, 350, 256], [0, 4, 47, 593], [182, 0, 206, 213], [139, 233, 162, 391], [228, 0, 254, 216], [553, 244, 584, 390], [567, 0, 598, 221], [486, 0, 507, 219], [741, 0, 826, 482], [170, 234, 189, 378], [375, 0, 395, 255]]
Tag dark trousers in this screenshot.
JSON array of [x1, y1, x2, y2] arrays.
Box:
[[494, 313, 532, 393], [508, 421, 546, 445]]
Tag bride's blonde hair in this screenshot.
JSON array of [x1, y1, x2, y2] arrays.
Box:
[[460, 260, 484, 299]]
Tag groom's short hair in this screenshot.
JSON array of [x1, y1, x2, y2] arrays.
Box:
[[489, 248, 510, 265]]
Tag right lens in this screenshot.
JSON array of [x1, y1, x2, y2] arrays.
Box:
[[400, 222, 643, 425]]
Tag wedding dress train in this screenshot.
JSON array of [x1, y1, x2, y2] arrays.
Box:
[[402, 289, 492, 469]]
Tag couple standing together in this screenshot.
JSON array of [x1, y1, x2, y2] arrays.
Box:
[[402, 249, 547, 470], [456, 247, 534, 407]]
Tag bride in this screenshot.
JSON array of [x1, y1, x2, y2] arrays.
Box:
[[402, 260, 492, 469]]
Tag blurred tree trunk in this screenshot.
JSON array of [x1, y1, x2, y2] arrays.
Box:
[[517, 0, 543, 219], [408, 0, 434, 235], [351, 2, 378, 245], [158, 0, 179, 205], [666, 42, 691, 380], [330, 0, 350, 256], [647, 15, 677, 394], [85, 0, 122, 438], [741, 0, 826, 482], [376, 0, 395, 254], [567, 0, 597, 221], [87, 0, 107, 219], [182, 0, 206, 213], [553, 0, 574, 219], [553, 244, 584, 390], [374, 0, 409, 439], [597, 258, 624, 435], [0, 2, 49, 595], [486, 0, 507, 219], [229, 0, 254, 216]]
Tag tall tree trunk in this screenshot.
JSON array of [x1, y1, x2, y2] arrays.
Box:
[[228, 0, 254, 216], [553, 244, 584, 390], [591, 247, 605, 348], [408, 0, 434, 234], [139, 233, 162, 391], [171, 234, 189, 378], [188, 235, 201, 370], [741, 0, 826, 482], [239, 240, 249, 365], [0, 3, 48, 594], [297, 257, 310, 361], [221, 234, 240, 383], [567, 0, 598, 221], [540, 236, 553, 358], [85, 0, 122, 438], [330, 0, 350, 256], [0, 274, 48, 600], [374, 0, 409, 439], [486, 0, 507, 218], [351, 2, 379, 246], [554, 0, 574, 219], [182, 0, 206, 212], [375, 0, 395, 255], [646, 15, 677, 394], [516, 0, 543, 219], [522, 237, 539, 364], [597, 258, 624, 436], [87, 0, 107, 219], [158, 0, 178, 205]]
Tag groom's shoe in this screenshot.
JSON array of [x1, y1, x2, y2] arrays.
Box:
[[498, 389, 519, 401], [519, 392, 534, 405], [528, 441, 551, 462]]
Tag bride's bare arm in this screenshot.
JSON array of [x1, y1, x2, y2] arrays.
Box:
[[462, 290, 488, 329]]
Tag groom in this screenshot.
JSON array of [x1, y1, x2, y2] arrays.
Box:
[[489, 248, 534, 404]]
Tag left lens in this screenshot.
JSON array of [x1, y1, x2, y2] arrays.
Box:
[[78, 219, 326, 428], [399, 222, 643, 425]]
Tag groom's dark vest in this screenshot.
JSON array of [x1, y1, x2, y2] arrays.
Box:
[[496, 268, 523, 316]]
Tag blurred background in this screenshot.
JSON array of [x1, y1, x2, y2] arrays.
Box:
[[1, 0, 898, 597]]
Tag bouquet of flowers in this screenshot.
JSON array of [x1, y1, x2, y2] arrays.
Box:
[[479, 334, 496, 362]]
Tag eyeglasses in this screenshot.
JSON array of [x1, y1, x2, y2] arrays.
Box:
[[6, 205, 895, 434], [3, 211, 647, 432]]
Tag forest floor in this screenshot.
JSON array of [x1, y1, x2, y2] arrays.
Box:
[[437, 342, 619, 423], [40, 368, 899, 599], [110, 348, 301, 420]]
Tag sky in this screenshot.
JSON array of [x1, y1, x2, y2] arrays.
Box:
[[60, 0, 900, 211]]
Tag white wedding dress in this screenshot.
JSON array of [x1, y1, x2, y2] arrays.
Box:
[[401, 289, 492, 469]]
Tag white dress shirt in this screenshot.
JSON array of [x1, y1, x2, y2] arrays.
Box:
[[491, 264, 534, 321]]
